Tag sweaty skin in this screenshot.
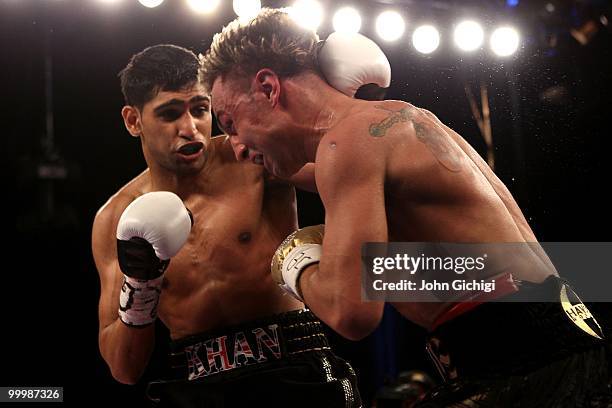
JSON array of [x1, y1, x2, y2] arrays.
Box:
[[311, 99, 554, 330], [93, 85, 302, 384], [212, 72, 554, 339], [95, 138, 300, 338]]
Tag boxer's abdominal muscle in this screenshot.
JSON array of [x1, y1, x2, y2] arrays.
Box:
[[156, 182, 302, 340]]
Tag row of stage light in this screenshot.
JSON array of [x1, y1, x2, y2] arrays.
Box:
[[99, 0, 521, 57]]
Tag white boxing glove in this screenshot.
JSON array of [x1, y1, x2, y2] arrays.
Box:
[[116, 191, 192, 327], [318, 32, 391, 97]]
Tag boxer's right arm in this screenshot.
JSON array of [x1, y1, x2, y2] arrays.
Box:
[[93, 192, 192, 384], [93, 198, 154, 384]]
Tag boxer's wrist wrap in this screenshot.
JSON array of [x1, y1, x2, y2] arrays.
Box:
[[272, 225, 325, 301], [118, 275, 164, 327], [281, 244, 322, 301]]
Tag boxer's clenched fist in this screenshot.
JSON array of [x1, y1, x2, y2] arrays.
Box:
[[271, 225, 324, 301], [116, 191, 192, 327]]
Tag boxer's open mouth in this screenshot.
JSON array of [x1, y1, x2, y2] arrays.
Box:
[[177, 142, 204, 156]]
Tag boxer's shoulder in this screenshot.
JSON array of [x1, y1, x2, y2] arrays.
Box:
[[94, 169, 151, 232], [316, 107, 388, 192], [327, 100, 417, 143], [370, 99, 415, 112], [365, 100, 419, 138]]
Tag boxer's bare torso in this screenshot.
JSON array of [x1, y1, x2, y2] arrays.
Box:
[[318, 100, 554, 328], [95, 136, 302, 340]]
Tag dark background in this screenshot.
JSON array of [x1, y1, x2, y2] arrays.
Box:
[[2, 0, 611, 405]]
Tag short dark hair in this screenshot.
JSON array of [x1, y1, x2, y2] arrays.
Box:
[[199, 8, 320, 93], [118, 44, 200, 109]]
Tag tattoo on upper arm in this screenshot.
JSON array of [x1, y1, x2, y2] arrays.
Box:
[[413, 120, 462, 172], [369, 105, 462, 172], [368, 106, 412, 137]]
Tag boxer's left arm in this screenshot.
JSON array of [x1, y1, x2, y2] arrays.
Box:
[[298, 125, 388, 340]]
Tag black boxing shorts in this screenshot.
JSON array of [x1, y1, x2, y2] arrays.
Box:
[[417, 275, 612, 407], [146, 309, 361, 408]]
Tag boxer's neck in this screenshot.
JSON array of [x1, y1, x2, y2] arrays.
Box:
[[148, 140, 222, 198], [284, 74, 357, 162]]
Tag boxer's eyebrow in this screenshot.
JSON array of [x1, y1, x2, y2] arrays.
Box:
[[189, 95, 211, 105], [154, 99, 186, 114], [154, 96, 210, 113]]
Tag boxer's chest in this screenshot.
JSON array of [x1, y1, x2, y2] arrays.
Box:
[[166, 178, 296, 277]]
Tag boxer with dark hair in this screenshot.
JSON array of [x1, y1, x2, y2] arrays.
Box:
[[93, 43, 389, 407], [201, 9, 611, 406]]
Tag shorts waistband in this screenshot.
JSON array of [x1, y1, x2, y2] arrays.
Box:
[[167, 309, 330, 381], [431, 273, 519, 330], [426, 276, 606, 381]]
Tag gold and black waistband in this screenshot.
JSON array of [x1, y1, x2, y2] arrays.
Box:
[[426, 276, 606, 381], [168, 309, 330, 381]]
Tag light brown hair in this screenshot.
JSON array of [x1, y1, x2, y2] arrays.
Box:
[[199, 8, 321, 93]]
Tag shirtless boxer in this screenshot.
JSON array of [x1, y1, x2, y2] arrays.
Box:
[[93, 43, 389, 407], [200, 9, 611, 406]]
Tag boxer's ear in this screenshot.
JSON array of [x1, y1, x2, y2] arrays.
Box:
[[122, 105, 142, 138], [254, 69, 280, 108]]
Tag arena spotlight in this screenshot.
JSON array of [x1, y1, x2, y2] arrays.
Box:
[[376, 11, 405, 42], [490, 26, 520, 56], [289, 0, 324, 31], [233, 0, 261, 22], [412, 25, 440, 54], [139, 0, 164, 8], [332, 6, 362, 34], [186, 0, 220, 14], [454, 20, 484, 51]]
